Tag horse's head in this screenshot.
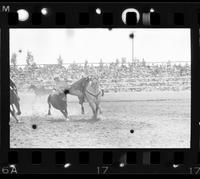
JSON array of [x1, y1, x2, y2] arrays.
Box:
[[89, 75, 99, 89], [81, 76, 91, 88]]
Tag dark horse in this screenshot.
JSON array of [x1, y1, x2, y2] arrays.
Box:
[[47, 92, 69, 120], [64, 77, 90, 114], [29, 84, 52, 96], [10, 88, 21, 122]]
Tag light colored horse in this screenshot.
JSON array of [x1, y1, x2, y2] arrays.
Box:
[[64, 76, 103, 120], [64, 77, 90, 114], [84, 76, 103, 120]]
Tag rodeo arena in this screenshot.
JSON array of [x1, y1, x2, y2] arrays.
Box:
[[10, 54, 191, 148]]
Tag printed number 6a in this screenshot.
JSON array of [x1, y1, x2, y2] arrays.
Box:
[[1, 166, 17, 174], [97, 166, 109, 174]]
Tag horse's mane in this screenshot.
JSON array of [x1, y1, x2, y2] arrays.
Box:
[[71, 77, 85, 86], [70, 77, 89, 90]]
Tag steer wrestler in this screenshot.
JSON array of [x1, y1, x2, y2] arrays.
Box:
[[53, 76, 72, 101]]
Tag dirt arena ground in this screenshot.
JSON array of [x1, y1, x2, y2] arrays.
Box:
[[10, 91, 191, 148]]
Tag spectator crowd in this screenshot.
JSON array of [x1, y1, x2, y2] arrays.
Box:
[[10, 59, 191, 92]]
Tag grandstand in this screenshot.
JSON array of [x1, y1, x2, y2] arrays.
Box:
[[10, 60, 191, 92]]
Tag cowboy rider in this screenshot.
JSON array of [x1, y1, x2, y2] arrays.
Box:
[[53, 76, 72, 101]]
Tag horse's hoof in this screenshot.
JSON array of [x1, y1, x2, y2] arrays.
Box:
[[98, 114, 103, 119], [17, 112, 21, 115], [92, 117, 99, 121], [65, 117, 70, 121]]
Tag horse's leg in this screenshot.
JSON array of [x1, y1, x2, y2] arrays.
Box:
[[99, 106, 102, 114], [90, 102, 96, 116], [60, 110, 69, 121], [86, 96, 97, 120], [15, 101, 21, 115], [96, 101, 103, 120], [11, 104, 15, 114], [48, 103, 51, 115], [10, 105, 19, 123], [47, 95, 51, 115], [64, 102, 70, 121], [95, 105, 99, 119], [94, 97, 102, 120], [78, 95, 85, 114], [97, 99, 102, 114], [81, 104, 85, 114], [97, 100, 102, 115], [94, 106, 98, 120], [95, 100, 101, 119], [10, 109, 15, 121], [92, 105, 97, 120], [13, 102, 21, 122]]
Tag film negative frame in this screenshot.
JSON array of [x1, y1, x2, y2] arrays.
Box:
[[0, 2, 200, 174]]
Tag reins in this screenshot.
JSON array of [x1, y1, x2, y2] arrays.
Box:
[[85, 89, 101, 99]]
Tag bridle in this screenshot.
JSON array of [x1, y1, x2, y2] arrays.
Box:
[[85, 89, 101, 99], [84, 76, 101, 99]]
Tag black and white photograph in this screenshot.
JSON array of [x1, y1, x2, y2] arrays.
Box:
[[9, 28, 191, 148]]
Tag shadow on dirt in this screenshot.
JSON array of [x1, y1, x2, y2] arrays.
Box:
[[46, 116, 101, 123]]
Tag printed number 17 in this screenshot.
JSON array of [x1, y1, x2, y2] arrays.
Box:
[[97, 166, 109, 174]]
